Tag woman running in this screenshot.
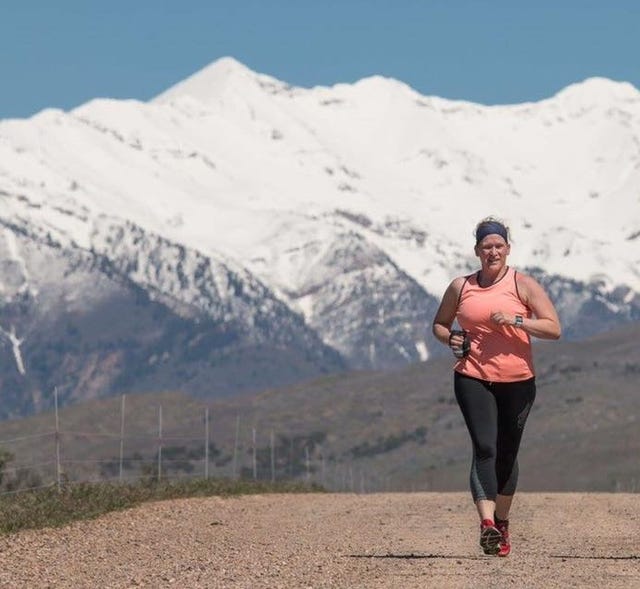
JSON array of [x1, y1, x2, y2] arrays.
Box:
[[432, 217, 561, 556]]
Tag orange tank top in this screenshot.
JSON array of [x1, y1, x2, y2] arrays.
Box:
[[454, 267, 534, 382]]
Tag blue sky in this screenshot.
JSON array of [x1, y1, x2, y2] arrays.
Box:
[[1, 1, 638, 119]]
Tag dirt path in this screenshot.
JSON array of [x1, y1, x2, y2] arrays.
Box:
[[0, 492, 638, 588]]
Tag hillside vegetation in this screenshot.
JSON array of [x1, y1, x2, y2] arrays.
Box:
[[0, 322, 638, 493]]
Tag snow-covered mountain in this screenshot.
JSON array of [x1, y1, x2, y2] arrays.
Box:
[[0, 56, 639, 417]]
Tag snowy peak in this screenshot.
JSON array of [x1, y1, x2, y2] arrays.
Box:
[[350, 74, 417, 98], [553, 77, 640, 106], [152, 56, 293, 106]]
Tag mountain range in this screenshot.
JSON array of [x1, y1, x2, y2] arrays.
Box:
[[0, 56, 639, 418]]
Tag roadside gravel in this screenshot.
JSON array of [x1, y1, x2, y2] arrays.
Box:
[[0, 492, 638, 588]]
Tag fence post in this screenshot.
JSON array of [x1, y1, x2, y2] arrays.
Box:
[[252, 427, 257, 480], [119, 394, 126, 482], [232, 415, 240, 479], [289, 438, 294, 478], [270, 430, 275, 483], [157, 405, 163, 482], [305, 446, 310, 482], [54, 387, 61, 492], [204, 407, 209, 480]]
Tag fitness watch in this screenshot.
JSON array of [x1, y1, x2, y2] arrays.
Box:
[[513, 315, 524, 328]]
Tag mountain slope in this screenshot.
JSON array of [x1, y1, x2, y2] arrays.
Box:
[[0, 321, 637, 493], [0, 57, 639, 416], [0, 217, 344, 419]]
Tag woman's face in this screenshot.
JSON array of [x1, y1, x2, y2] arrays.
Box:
[[475, 234, 510, 270]]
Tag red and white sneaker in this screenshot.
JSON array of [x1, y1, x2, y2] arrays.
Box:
[[496, 519, 511, 557], [479, 519, 501, 555]]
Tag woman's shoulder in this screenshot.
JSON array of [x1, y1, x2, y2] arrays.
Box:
[[512, 268, 546, 300], [445, 273, 475, 298], [450, 273, 475, 288], [512, 268, 539, 287], [451, 274, 470, 286]]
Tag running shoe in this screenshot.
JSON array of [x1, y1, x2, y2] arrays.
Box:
[[479, 519, 501, 555], [496, 519, 511, 557]]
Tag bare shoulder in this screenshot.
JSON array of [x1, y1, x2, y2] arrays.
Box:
[[514, 271, 540, 288], [446, 275, 470, 297], [451, 275, 469, 289], [514, 270, 550, 302], [437, 274, 470, 308]]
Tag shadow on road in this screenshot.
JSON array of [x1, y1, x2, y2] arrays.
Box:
[[349, 553, 640, 561], [550, 555, 640, 560], [348, 553, 485, 560]]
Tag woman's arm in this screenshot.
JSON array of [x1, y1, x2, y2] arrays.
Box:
[[491, 274, 562, 340], [432, 277, 466, 346]]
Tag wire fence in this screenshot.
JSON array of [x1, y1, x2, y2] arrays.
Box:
[[0, 390, 397, 497], [1, 389, 638, 497]]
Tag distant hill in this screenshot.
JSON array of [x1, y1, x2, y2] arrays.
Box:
[[0, 322, 638, 493]]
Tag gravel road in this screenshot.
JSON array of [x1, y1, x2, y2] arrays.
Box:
[[0, 492, 638, 588]]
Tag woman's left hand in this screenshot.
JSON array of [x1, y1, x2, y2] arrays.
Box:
[[490, 311, 512, 326]]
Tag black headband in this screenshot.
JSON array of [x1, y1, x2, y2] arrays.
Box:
[[476, 221, 508, 244]]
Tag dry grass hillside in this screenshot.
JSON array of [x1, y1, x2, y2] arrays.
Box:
[[0, 322, 638, 493]]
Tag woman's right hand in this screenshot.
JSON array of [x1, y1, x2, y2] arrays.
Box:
[[449, 329, 470, 358]]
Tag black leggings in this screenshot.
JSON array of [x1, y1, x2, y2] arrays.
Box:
[[454, 372, 536, 502]]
